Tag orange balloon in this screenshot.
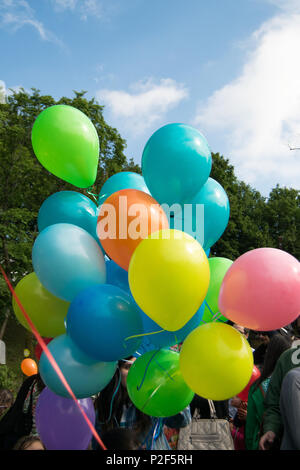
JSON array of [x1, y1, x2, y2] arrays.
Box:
[[97, 189, 169, 270], [21, 358, 38, 376]]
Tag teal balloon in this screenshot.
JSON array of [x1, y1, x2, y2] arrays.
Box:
[[105, 258, 130, 293], [39, 334, 117, 398], [66, 284, 143, 361], [170, 178, 230, 251], [38, 191, 99, 243], [98, 172, 150, 205], [32, 223, 106, 302], [142, 124, 212, 208]]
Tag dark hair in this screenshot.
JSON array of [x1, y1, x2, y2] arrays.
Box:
[[101, 428, 140, 450], [13, 436, 45, 450], [253, 334, 292, 390], [94, 357, 151, 435]]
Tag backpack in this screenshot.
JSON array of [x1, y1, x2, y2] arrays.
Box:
[[0, 375, 36, 450]]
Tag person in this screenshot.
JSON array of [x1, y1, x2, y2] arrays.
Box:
[[0, 389, 14, 419], [93, 356, 191, 450], [279, 367, 300, 450], [245, 334, 292, 450], [22, 373, 45, 437], [13, 435, 45, 450], [259, 339, 300, 450]]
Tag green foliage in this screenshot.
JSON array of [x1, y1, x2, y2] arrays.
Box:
[[0, 365, 18, 395]]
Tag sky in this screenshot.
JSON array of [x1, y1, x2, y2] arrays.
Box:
[[1, 0, 300, 196]]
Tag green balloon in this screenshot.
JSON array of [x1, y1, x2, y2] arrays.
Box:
[[127, 349, 194, 417], [203, 257, 233, 323], [13, 273, 69, 337], [31, 105, 99, 188]]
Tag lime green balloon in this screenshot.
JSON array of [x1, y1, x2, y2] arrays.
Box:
[[31, 105, 99, 188], [127, 349, 194, 418], [13, 273, 69, 337], [203, 257, 233, 323], [180, 323, 253, 400]]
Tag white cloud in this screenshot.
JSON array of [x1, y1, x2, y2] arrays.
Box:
[[97, 78, 189, 135], [0, 0, 65, 47], [52, 0, 104, 20], [194, 8, 300, 194]]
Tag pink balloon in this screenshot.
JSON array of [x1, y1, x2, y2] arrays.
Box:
[[218, 248, 300, 331]]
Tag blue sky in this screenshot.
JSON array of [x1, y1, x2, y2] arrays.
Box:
[[1, 0, 300, 195]]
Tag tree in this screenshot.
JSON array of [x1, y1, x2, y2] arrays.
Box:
[[0, 88, 139, 336]]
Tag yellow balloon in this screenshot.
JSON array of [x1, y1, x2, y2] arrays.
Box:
[[180, 323, 253, 400], [13, 273, 69, 337], [128, 229, 210, 331]]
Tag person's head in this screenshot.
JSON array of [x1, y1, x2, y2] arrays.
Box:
[[101, 428, 140, 450], [0, 389, 14, 418], [13, 436, 45, 450], [254, 334, 292, 389]]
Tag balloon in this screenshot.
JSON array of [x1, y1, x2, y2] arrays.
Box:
[[237, 365, 261, 402], [35, 338, 53, 361], [35, 387, 95, 450], [127, 349, 194, 417], [218, 248, 300, 331], [105, 258, 130, 292], [202, 257, 233, 323], [39, 334, 116, 398], [12, 273, 69, 337], [66, 284, 144, 361], [21, 358, 38, 376], [142, 123, 212, 208], [38, 191, 99, 244], [32, 223, 106, 302], [128, 229, 210, 331], [170, 178, 230, 251], [180, 323, 253, 400], [97, 189, 169, 271], [31, 105, 99, 188], [137, 302, 205, 352], [98, 172, 150, 205]]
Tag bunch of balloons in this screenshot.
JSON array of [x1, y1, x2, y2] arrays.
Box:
[[10, 105, 300, 449]]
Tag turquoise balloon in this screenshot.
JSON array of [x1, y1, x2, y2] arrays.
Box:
[[98, 172, 150, 205], [38, 191, 99, 243], [32, 223, 106, 302], [39, 334, 117, 398], [171, 178, 230, 251], [142, 124, 212, 208]]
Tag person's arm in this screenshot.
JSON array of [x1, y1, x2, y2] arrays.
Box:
[[163, 406, 191, 429]]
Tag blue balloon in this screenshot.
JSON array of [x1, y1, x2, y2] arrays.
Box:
[[38, 191, 99, 241], [39, 334, 117, 398], [105, 258, 130, 292], [142, 124, 212, 208], [170, 178, 230, 251], [98, 171, 150, 205], [135, 302, 205, 354], [32, 223, 106, 302], [66, 284, 144, 361]]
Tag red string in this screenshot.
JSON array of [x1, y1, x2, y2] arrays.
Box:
[[0, 265, 107, 451]]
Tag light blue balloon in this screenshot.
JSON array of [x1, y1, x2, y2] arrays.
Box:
[[39, 334, 117, 398], [170, 178, 230, 251], [66, 284, 144, 362], [105, 258, 130, 293], [142, 124, 212, 208], [98, 171, 150, 205], [32, 223, 106, 302], [135, 302, 205, 354]]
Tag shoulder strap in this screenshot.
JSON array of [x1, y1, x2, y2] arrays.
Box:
[[208, 400, 218, 419]]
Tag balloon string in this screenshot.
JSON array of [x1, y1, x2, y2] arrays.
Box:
[[0, 265, 107, 451], [204, 300, 214, 316], [124, 329, 165, 342], [137, 350, 160, 391], [86, 191, 98, 204]]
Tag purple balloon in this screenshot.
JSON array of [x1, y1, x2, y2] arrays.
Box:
[[35, 387, 95, 450]]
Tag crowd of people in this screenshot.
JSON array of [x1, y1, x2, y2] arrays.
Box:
[[1, 316, 300, 451]]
